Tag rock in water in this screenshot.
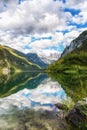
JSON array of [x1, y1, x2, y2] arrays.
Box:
[[65, 99, 87, 129], [55, 103, 68, 111]]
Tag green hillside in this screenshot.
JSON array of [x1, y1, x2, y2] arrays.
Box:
[[46, 31, 87, 102], [47, 32, 87, 73], [0, 45, 40, 73]]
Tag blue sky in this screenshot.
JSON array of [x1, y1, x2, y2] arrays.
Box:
[[0, 0, 87, 55]]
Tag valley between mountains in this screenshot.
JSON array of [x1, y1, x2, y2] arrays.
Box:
[[0, 30, 87, 130]]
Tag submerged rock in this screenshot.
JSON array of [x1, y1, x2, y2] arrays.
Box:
[[65, 99, 87, 129], [0, 109, 68, 130], [55, 99, 87, 129]]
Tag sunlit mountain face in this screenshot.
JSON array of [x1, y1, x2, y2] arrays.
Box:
[[0, 76, 67, 115]]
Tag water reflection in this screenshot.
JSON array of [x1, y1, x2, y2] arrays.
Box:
[[0, 72, 87, 130], [0, 72, 47, 98], [0, 72, 66, 114], [48, 72, 87, 103]]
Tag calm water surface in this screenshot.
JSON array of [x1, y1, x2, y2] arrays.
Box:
[[0, 72, 86, 130], [0, 72, 67, 114]]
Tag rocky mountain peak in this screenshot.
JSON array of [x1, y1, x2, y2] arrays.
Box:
[[61, 30, 87, 57]]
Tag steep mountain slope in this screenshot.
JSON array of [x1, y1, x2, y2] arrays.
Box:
[[47, 31, 87, 72], [26, 52, 60, 68], [61, 30, 87, 57], [9, 48, 47, 68], [26, 53, 48, 68], [9, 47, 60, 68], [0, 45, 40, 73], [38, 52, 60, 64]]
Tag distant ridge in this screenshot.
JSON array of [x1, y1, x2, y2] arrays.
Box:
[[0, 45, 40, 73]]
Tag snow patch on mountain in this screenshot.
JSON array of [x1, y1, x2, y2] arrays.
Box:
[[37, 51, 60, 64]]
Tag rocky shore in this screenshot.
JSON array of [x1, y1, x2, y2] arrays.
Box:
[[55, 99, 87, 130]]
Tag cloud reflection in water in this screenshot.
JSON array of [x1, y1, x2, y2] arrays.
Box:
[[0, 78, 66, 114]]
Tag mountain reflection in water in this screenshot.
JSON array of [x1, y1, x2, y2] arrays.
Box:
[[0, 72, 66, 114], [0, 72, 87, 130]]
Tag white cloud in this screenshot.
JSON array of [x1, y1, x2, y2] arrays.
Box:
[[62, 30, 81, 46], [0, 0, 87, 54], [65, 0, 87, 11], [28, 32, 64, 53], [0, 77, 66, 114], [0, 0, 64, 34]]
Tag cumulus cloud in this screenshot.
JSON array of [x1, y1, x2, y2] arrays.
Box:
[[65, 0, 87, 10], [0, 0, 63, 35], [0, 0, 87, 54]]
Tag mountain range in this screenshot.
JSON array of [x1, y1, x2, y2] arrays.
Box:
[[26, 53, 48, 68], [0, 30, 87, 73], [26, 52, 60, 68], [61, 30, 87, 57], [47, 30, 87, 73], [37, 52, 60, 64], [0, 45, 40, 74], [0, 44, 60, 73]]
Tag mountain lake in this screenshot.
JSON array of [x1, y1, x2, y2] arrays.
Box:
[[0, 72, 87, 130]]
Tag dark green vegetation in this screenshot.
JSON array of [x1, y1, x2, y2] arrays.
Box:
[[47, 31, 87, 73], [46, 31, 87, 130], [48, 72, 87, 130], [46, 30, 87, 104], [0, 31, 87, 130], [0, 72, 47, 98], [65, 102, 87, 130], [48, 72, 87, 103], [12, 49, 48, 68], [46, 30, 87, 103], [0, 45, 40, 73]]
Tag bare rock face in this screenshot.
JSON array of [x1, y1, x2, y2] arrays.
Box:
[[66, 108, 85, 127], [61, 30, 87, 58], [55, 99, 87, 129]]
